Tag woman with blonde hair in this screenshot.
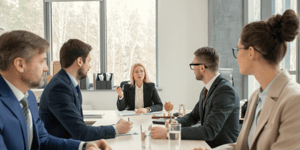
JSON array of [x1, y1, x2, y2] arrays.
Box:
[[116, 63, 163, 114], [194, 9, 300, 150]]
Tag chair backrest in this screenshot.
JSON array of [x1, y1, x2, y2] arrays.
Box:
[[219, 68, 234, 86], [120, 81, 130, 90]]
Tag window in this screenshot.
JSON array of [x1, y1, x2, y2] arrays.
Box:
[[106, 0, 156, 86], [44, 0, 157, 87], [272, 0, 297, 72], [247, 0, 261, 98], [0, 0, 44, 37], [51, 1, 101, 84]]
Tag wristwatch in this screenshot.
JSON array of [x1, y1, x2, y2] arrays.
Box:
[[82, 142, 88, 150]]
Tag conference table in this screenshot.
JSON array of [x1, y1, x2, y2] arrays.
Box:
[[83, 110, 211, 150]]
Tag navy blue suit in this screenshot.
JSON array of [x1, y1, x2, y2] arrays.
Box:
[[0, 75, 80, 150], [39, 69, 115, 141]]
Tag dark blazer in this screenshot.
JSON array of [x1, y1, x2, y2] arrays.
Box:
[[0, 75, 80, 150], [39, 69, 115, 141], [176, 75, 240, 148], [117, 82, 163, 112]]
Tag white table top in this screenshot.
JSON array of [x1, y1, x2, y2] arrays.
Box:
[[83, 110, 211, 150]]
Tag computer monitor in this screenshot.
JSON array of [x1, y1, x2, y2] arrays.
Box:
[[219, 68, 234, 86]]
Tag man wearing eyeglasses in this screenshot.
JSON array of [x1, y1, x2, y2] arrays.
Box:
[[151, 47, 240, 148]]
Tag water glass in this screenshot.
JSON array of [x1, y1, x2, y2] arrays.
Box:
[[168, 123, 181, 150], [140, 124, 152, 148]]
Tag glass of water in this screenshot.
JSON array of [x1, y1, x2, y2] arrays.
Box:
[[168, 123, 181, 150], [140, 124, 152, 148]]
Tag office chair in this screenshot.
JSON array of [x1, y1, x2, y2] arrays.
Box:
[[120, 81, 130, 90], [219, 68, 234, 86]]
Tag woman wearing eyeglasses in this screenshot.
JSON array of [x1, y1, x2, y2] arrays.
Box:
[[115, 63, 163, 114], [194, 9, 300, 150]]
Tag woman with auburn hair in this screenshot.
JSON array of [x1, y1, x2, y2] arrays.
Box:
[[116, 63, 163, 114], [194, 9, 300, 150]]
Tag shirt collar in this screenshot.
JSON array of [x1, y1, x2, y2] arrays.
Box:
[[135, 84, 143, 90], [205, 73, 220, 92], [258, 70, 283, 101], [2, 77, 29, 101], [66, 71, 78, 87]]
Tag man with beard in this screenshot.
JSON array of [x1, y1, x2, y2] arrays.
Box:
[[151, 47, 240, 148], [39, 39, 132, 141], [0, 30, 111, 150]]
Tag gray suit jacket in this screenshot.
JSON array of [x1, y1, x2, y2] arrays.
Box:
[[176, 75, 240, 148]]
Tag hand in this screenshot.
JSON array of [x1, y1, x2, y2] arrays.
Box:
[[86, 139, 112, 150], [193, 147, 210, 150], [165, 119, 178, 128], [136, 108, 149, 114], [116, 119, 133, 134], [115, 86, 123, 98], [151, 126, 168, 139]]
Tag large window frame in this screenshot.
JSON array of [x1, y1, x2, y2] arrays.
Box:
[[44, 0, 159, 88], [244, 0, 300, 98]]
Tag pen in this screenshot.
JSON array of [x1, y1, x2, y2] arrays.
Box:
[[128, 117, 130, 122]]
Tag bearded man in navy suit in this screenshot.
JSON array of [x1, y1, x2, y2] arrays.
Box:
[[0, 30, 111, 150]]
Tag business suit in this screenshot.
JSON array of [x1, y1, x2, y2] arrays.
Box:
[[116, 82, 163, 112], [39, 69, 115, 141], [176, 75, 240, 148], [0, 75, 80, 150], [215, 70, 300, 150]]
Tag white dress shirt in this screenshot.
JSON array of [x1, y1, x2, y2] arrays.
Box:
[[3, 77, 33, 150], [135, 84, 144, 109]]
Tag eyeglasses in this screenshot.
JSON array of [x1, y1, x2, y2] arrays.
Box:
[[232, 46, 264, 59], [189, 63, 208, 70]]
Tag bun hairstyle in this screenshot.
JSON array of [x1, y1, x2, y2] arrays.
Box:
[[240, 9, 299, 64]]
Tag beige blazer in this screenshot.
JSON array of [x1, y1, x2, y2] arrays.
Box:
[[215, 70, 300, 150]]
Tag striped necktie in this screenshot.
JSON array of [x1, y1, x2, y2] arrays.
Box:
[[20, 97, 30, 149]]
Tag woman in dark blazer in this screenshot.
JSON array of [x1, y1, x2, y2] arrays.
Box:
[[116, 63, 163, 114]]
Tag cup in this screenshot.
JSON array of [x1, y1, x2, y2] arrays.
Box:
[[140, 124, 152, 148], [168, 123, 181, 150]]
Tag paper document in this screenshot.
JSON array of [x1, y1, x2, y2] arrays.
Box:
[[118, 130, 138, 136], [83, 113, 105, 118], [117, 110, 162, 116]]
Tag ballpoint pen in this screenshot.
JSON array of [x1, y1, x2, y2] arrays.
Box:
[[128, 117, 130, 122]]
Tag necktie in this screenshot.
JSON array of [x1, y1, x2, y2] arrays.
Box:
[[202, 88, 208, 107], [20, 97, 30, 149]]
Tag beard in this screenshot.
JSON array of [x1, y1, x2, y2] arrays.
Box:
[[77, 67, 87, 80], [196, 74, 204, 81], [21, 74, 44, 88]]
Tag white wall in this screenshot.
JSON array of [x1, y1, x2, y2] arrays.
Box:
[[59, 0, 208, 110]]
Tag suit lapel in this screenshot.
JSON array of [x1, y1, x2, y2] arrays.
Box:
[[203, 75, 223, 106], [250, 70, 290, 149], [238, 91, 259, 150], [129, 85, 135, 109], [61, 69, 82, 113], [143, 83, 148, 107], [0, 75, 28, 149], [199, 88, 205, 124], [28, 93, 39, 150]]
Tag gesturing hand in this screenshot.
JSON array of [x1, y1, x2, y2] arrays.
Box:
[[115, 86, 123, 98]]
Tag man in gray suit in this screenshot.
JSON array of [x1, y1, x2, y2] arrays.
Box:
[[151, 47, 240, 148]]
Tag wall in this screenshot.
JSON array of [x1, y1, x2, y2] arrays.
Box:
[[208, 0, 244, 99], [81, 0, 208, 110]]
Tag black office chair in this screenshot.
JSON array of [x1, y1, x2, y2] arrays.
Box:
[[219, 68, 234, 86], [120, 81, 130, 90]]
